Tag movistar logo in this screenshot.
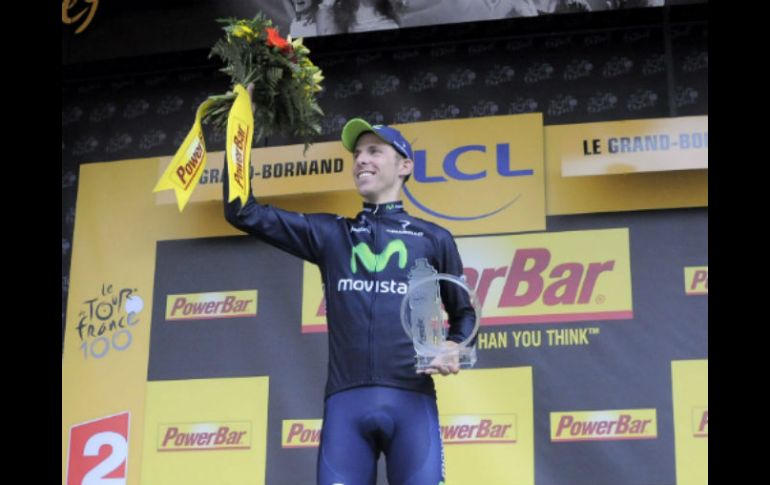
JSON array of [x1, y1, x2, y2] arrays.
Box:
[[350, 240, 408, 273]]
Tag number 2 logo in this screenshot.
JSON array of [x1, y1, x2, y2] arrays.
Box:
[[66, 412, 130, 485]]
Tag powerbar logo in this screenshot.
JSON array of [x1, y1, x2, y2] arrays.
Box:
[[177, 132, 205, 190], [158, 422, 252, 451], [692, 407, 707, 438], [440, 415, 517, 444], [551, 409, 657, 442], [282, 419, 322, 448], [231, 124, 249, 190], [165, 290, 257, 321], [684, 266, 708, 295], [459, 228, 633, 325]]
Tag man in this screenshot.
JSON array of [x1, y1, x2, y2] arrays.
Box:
[[224, 116, 476, 485]]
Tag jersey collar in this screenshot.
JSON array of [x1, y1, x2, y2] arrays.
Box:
[[361, 201, 406, 216]]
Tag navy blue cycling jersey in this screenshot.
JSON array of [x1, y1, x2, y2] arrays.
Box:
[[223, 165, 476, 398]]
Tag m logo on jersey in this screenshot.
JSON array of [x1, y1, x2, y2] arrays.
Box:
[[350, 240, 408, 273]]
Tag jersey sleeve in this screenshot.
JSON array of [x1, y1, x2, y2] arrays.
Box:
[[222, 157, 327, 265], [437, 231, 478, 345]]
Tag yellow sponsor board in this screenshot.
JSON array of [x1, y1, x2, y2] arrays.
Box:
[[157, 422, 252, 451], [141, 377, 269, 485], [672, 360, 708, 485], [560, 116, 708, 176], [302, 228, 632, 331], [64, 159, 176, 485], [165, 290, 258, 320], [550, 409, 657, 442], [157, 115, 546, 236], [282, 419, 323, 448], [684, 266, 708, 295], [545, 122, 707, 215], [435, 367, 534, 485], [457, 228, 632, 325]]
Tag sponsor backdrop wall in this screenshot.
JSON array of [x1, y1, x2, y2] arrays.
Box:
[[63, 113, 706, 485], [63, 7, 706, 485]]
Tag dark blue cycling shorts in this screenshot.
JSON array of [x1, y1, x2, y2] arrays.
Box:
[[317, 385, 445, 485]]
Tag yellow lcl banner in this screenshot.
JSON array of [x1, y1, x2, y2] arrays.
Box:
[[153, 85, 254, 210]]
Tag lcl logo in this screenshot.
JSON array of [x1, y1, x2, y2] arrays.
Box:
[[404, 143, 534, 221]]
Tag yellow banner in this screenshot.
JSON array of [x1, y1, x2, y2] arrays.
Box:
[[436, 367, 534, 485], [226, 84, 255, 205], [64, 160, 165, 485], [155, 114, 707, 217], [672, 360, 708, 485], [545, 121, 707, 215], [281, 419, 323, 448], [302, 228, 632, 332], [550, 409, 657, 442], [684, 266, 708, 295], [165, 290, 258, 321], [157, 114, 545, 236], [153, 100, 213, 211], [560, 116, 708, 176], [141, 377, 269, 485]]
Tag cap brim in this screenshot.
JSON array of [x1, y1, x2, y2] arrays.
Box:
[[341, 118, 375, 152]]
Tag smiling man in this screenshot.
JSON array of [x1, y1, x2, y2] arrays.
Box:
[[223, 117, 476, 485]]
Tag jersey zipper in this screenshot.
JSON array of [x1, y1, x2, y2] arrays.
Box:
[[369, 214, 378, 381]]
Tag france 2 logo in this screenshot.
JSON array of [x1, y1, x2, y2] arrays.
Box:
[[66, 412, 130, 485]]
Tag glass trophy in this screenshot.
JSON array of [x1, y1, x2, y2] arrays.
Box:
[[400, 258, 481, 371]]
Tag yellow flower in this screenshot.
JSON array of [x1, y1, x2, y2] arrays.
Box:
[[232, 24, 254, 40]]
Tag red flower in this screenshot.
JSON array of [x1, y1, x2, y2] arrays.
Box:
[[265, 27, 292, 53]]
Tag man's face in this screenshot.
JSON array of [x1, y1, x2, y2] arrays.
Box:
[[352, 133, 409, 203], [293, 0, 313, 14]]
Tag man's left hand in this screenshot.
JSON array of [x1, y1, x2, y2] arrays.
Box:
[[418, 340, 460, 376]]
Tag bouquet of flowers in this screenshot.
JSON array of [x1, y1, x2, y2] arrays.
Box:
[[203, 13, 325, 144], [154, 13, 324, 211]]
